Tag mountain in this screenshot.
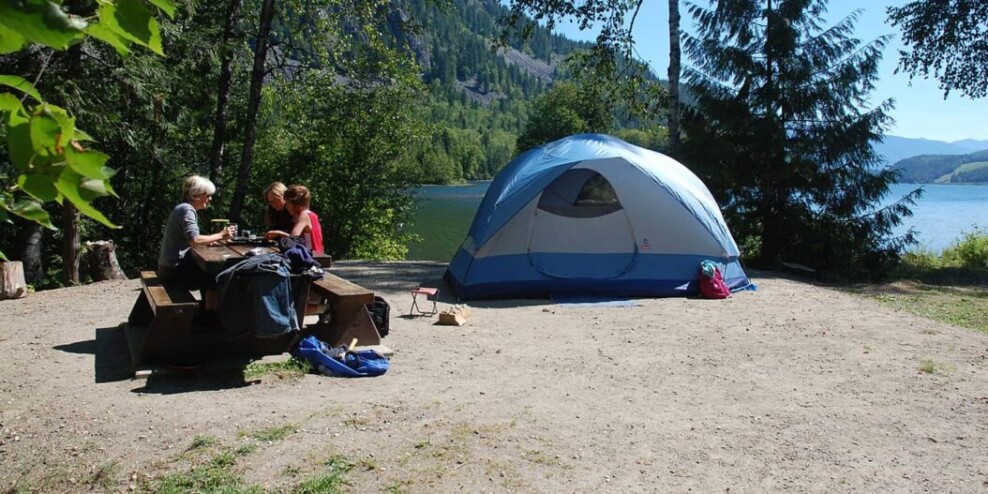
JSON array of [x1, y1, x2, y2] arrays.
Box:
[[874, 135, 986, 165], [891, 149, 988, 184], [951, 139, 988, 152], [397, 0, 598, 182]]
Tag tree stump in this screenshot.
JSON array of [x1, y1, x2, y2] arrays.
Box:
[[83, 241, 128, 281], [0, 261, 28, 300]]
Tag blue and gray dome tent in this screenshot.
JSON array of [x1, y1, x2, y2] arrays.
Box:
[[445, 133, 751, 300]]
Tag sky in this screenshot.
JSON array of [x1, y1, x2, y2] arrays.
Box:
[[551, 0, 988, 142]]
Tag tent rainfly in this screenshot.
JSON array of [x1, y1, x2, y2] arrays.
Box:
[[445, 133, 751, 300]]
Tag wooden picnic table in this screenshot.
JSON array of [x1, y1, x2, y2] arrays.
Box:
[[190, 240, 332, 274], [124, 241, 381, 372]]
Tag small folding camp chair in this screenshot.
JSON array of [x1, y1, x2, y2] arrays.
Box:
[[409, 287, 439, 316]]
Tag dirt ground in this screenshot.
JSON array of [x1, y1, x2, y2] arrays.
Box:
[[1, 261, 987, 493]]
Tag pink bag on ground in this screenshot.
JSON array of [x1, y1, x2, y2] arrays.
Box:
[[699, 265, 731, 299]]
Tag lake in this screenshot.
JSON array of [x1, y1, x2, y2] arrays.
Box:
[[405, 181, 988, 262]]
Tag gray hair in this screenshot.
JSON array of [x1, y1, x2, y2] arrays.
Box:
[[182, 175, 216, 202]]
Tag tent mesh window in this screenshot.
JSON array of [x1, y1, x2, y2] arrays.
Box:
[[537, 169, 623, 218]]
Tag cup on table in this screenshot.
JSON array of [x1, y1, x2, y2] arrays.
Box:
[[242, 229, 252, 239], [228, 223, 238, 237], [211, 218, 229, 233]]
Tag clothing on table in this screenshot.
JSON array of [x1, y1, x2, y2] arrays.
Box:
[[156, 202, 212, 289], [215, 253, 299, 339], [302, 209, 324, 254], [264, 205, 294, 232]]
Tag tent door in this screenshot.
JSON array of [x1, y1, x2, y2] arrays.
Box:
[[526, 208, 638, 279]]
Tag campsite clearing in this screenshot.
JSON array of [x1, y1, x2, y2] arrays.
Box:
[[1, 261, 987, 493]]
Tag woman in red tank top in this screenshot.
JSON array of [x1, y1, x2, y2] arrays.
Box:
[[263, 184, 324, 254]]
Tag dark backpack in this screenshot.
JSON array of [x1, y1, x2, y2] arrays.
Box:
[[366, 296, 390, 337], [277, 236, 318, 273]]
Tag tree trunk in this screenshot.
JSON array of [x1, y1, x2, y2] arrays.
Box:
[[62, 202, 80, 285], [60, 0, 85, 286], [667, 0, 681, 154], [208, 0, 244, 190], [83, 240, 128, 281], [228, 0, 276, 223], [15, 221, 44, 284]]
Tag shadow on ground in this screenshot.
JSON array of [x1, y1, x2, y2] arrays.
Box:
[[52, 325, 259, 391], [53, 326, 134, 383]]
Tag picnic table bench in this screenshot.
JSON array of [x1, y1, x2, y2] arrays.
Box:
[[124, 242, 381, 372], [305, 272, 381, 350], [126, 271, 208, 366]]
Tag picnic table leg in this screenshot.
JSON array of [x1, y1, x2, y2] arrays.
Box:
[[310, 298, 381, 348], [126, 290, 154, 367]]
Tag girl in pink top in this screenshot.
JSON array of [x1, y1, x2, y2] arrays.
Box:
[[264, 184, 324, 254]]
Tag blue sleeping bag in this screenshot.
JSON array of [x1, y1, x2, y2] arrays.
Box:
[[292, 335, 389, 377]]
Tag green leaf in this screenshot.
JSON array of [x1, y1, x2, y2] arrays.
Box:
[[100, 0, 163, 56], [0, 23, 28, 53], [84, 21, 131, 56], [9, 196, 54, 229], [0, 75, 42, 103], [6, 113, 34, 170], [18, 172, 59, 201], [73, 127, 94, 142], [147, 0, 176, 19], [78, 177, 112, 201], [65, 146, 111, 180], [29, 112, 60, 157], [0, 0, 87, 50], [42, 103, 74, 150], [0, 92, 24, 113], [55, 169, 118, 228]]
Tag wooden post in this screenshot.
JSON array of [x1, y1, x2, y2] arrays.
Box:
[[0, 261, 28, 300]]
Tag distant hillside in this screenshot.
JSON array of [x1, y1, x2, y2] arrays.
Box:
[[891, 149, 988, 184], [405, 0, 589, 105], [952, 139, 988, 152], [874, 135, 988, 164]]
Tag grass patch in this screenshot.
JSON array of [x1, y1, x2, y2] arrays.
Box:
[[81, 461, 119, 491], [188, 435, 217, 451], [919, 359, 941, 374], [234, 443, 258, 457], [252, 423, 297, 442], [292, 455, 353, 494], [854, 235, 988, 334], [211, 451, 238, 468], [864, 284, 988, 334], [244, 357, 312, 380], [154, 462, 263, 494], [151, 442, 357, 494], [189, 435, 218, 450]]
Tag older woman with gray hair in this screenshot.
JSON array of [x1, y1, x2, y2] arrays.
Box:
[[157, 175, 235, 309]]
